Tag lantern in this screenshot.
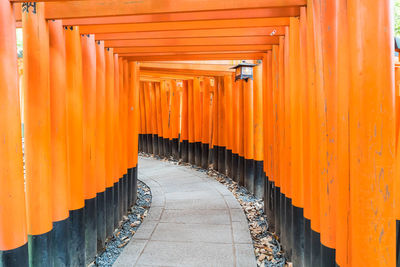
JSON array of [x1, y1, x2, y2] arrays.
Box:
[[231, 61, 257, 82]]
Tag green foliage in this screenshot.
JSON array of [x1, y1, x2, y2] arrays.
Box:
[[395, 0, 400, 37]]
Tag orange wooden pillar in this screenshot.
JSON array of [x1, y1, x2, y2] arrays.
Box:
[[237, 80, 245, 186], [210, 78, 219, 169], [149, 82, 159, 155], [348, 1, 395, 266], [217, 77, 227, 174], [244, 76, 255, 193], [121, 59, 129, 218], [144, 82, 153, 154], [113, 54, 121, 227], [201, 78, 211, 168], [81, 33, 97, 264], [160, 80, 169, 157], [155, 82, 163, 157], [193, 77, 203, 166], [335, 0, 350, 265], [0, 1, 28, 265], [271, 45, 279, 228], [181, 80, 189, 162], [65, 25, 85, 265], [225, 75, 234, 177], [104, 47, 115, 237], [22, 3, 53, 265], [95, 40, 107, 252], [171, 81, 180, 159], [253, 64, 264, 199], [188, 79, 195, 164], [48, 20, 69, 266], [232, 75, 240, 182], [289, 16, 306, 266], [129, 61, 140, 204], [139, 82, 147, 153]]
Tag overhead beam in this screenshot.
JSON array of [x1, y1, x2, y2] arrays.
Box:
[[125, 52, 264, 61], [61, 7, 299, 25], [140, 62, 235, 72], [113, 45, 272, 54], [12, 0, 306, 20], [104, 36, 279, 48], [79, 17, 290, 34], [94, 27, 285, 40], [140, 68, 232, 77]]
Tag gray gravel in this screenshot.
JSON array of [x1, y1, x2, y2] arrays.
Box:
[[94, 180, 152, 266]]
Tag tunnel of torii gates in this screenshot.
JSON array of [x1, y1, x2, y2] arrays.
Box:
[[0, 0, 399, 267]]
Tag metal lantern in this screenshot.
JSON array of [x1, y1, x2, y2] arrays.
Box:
[[231, 61, 257, 81]]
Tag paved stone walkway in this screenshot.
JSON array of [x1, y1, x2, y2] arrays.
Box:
[[114, 156, 257, 267]]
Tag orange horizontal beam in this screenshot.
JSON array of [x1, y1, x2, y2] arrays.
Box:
[[94, 27, 285, 40], [114, 45, 272, 54], [104, 36, 279, 48], [61, 7, 299, 25], [13, 0, 306, 20], [141, 68, 232, 77], [79, 17, 290, 34], [140, 62, 235, 72], [125, 52, 264, 61], [140, 74, 194, 80]]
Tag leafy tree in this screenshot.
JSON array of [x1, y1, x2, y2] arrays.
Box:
[[395, 0, 400, 37]]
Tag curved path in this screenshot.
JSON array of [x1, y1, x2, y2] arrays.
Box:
[[114, 156, 257, 267]]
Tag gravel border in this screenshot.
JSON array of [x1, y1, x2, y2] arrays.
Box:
[[138, 152, 286, 267], [94, 180, 152, 266]]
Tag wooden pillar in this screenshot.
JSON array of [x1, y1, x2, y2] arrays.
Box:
[[348, 0, 395, 265], [171, 81, 180, 159], [181, 80, 189, 162], [104, 47, 115, 237], [113, 54, 121, 227], [122, 59, 129, 215], [217, 77, 226, 174], [95, 40, 106, 252], [0, 1, 28, 265], [48, 19, 69, 266], [155, 82, 163, 157], [160, 80, 169, 157], [253, 64, 264, 199], [232, 75, 240, 182], [201, 78, 211, 169], [237, 80, 245, 186], [81, 33, 97, 264], [149, 82, 159, 155], [194, 77, 202, 166], [244, 76, 254, 193], [129, 61, 139, 204], [23, 3, 53, 265], [211, 78, 219, 169], [225, 75, 234, 177], [188, 79, 195, 164], [65, 25, 85, 266]]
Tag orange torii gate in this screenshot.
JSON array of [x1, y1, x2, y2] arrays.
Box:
[[0, 0, 397, 267]]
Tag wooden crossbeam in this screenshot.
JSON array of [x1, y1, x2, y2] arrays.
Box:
[[125, 52, 265, 61], [140, 62, 235, 72], [94, 27, 285, 41], [12, 0, 306, 20], [79, 17, 290, 34], [140, 68, 232, 77], [113, 45, 272, 54], [104, 36, 279, 48]]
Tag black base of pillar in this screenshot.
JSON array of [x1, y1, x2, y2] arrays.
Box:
[[292, 206, 305, 267], [132, 167, 138, 204], [51, 217, 69, 267], [254, 160, 264, 198], [217, 146, 226, 174], [232, 153, 239, 182], [96, 191, 106, 253], [158, 137, 164, 157], [114, 181, 120, 228], [188, 142, 195, 164], [274, 184, 281, 234], [124, 173, 128, 214], [147, 134, 154, 154], [68, 208, 85, 266], [127, 169, 133, 207], [280, 192, 286, 250], [304, 218, 312, 267], [105, 186, 114, 237], [142, 134, 148, 153], [195, 142, 202, 166], [84, 197, 97, 265], [0, 243, 28, 267], [181, 140, 189, 162], [226, 149, 232, 178], [211, 147, 217, 170], [238, 156, 245, 186], [153, 134, 159, 155], [244, 158, 255, 194], [321, 244, 336, 267], [311, 229, 321, 267], [172, 138, 179, 159], [397, 220, 400, 267], [201, 143, 209, 169], [285, 197, 293, 261], [138, 134, 143, 152]]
